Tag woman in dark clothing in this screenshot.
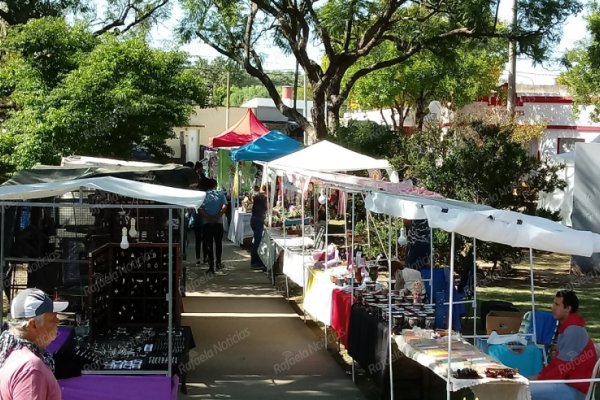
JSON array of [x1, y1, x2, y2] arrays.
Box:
[[250, 185, 268, 270]]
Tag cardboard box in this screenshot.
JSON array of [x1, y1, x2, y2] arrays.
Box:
[[486, 311, 525, 335]]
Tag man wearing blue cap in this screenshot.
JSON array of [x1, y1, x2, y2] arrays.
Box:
[[0, 288, 68, 400]]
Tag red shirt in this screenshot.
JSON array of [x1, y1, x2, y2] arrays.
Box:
[[537, 312, 597, 393]]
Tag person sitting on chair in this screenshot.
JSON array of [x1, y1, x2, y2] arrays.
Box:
[[530, 290, 597, 400]]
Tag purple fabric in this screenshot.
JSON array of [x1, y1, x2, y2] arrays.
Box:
[[59, 374, 178, 400], [47, 327, 73, 354]]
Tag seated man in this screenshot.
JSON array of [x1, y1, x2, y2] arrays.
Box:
[[530, 290, 597, 400]]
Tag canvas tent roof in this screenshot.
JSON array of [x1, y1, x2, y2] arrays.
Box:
[[364, 190, 600, 257], [267, 140, 390, 172], [61, 155, 162, 168], [4, 163, 199, 189], [209, 108, 270, 148], [0, 176, 205, 209], [230, 130, 303, 162]]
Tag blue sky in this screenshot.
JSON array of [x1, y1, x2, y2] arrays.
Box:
[[145, 0, 588, 85]]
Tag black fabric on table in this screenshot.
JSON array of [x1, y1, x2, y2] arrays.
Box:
[[347, 303, 390, 386]]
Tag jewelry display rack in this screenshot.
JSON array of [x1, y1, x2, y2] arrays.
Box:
[[88, 243, 181, 335]]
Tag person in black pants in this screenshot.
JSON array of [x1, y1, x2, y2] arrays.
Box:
[[250, 185, 268, 270], [199, 179, 227, 274]]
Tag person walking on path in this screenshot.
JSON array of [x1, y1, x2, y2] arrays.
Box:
[[250, 185, 268, 270], [0, 288, 68, 400], [199, 178, 227, 274]]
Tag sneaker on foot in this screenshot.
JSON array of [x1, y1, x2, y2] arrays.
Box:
[[215, 270, 229, 276]]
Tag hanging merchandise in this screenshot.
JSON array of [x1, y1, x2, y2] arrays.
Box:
[[129, 218, 138, 239], [397, 226, 408, 246], [120, 227, 129, 250]]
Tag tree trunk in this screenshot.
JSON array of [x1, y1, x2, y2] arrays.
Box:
[[381, 108, 391, 129], [415, 91, 426, 132], [310, 93, 327, 143], [327, 98, 341, 135]]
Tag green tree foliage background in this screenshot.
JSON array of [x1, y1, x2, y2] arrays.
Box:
[[0, 17, 207, 178]]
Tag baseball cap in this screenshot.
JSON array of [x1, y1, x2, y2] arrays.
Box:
[[10, 288, 69, 319]]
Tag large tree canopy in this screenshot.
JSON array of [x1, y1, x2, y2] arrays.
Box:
[[0, 17, 208, 177], [178, 0, 581, 141], [348, 39, 506, 131], [558, 4, 600, 120]]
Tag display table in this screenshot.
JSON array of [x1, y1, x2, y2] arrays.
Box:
[[227, 208, 253, 246], [394, 330, 530, 400], [49, 326, 194, 400], [258, 228, 314, 286], [303, 267, 336, 325], [60, 374, 178, 400]]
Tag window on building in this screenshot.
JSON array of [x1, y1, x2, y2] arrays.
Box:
[[557, 138, 584, 154]]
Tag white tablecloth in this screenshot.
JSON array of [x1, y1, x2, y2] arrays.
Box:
[[227, 209, 253, 246], [394, 331, 531, 400], [258, 229, 315, 279], [303, 268, 336, 325]]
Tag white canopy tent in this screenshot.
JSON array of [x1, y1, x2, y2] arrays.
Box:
[[364, 188, 600, 399], [61, 155, 163, 168], [267, 140, 392, 173], [366, 191, 600, 257], [0, 176, 205, 209]]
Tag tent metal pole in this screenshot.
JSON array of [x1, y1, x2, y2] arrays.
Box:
[[446, 232, 456, 400], [351, 192, 356, 384], [343, 190, 348, 251], [388, 215, 394, 400], [168, 208, 173, 377], [430, 227, 434, 305], [529, 248, 537, 346], [180, 208, 185, 295], [325, 187, 329, 259], [473, 238, 478, 340], [1, 206, 4, 326]]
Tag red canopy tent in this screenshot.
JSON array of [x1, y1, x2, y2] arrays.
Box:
[[209, 108, 270, 148]]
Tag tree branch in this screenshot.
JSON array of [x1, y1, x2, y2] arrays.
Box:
[[343, 0, 357, 52], [93, 0, 169, 36]]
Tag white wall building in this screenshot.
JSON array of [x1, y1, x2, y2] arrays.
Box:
[[241, 86, 313, 123], [343, 84, 600, 159]]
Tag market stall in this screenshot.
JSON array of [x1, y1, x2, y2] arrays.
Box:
[[0, 176, 204, 399], [227, 131, 303, 247], [364, 188, 600, 399], [262, 140, 395, 290]]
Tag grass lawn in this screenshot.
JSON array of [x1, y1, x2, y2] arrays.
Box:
[[476, 252, 600, 340]]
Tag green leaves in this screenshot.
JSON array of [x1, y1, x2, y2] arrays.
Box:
[[0, 17, 208, 177], [558, 5, 600, 121]]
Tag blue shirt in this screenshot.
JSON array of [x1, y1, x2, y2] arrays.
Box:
[[201, 190, 227, 221]]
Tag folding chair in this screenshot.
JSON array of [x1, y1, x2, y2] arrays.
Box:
[[584, 355, 600, 400], [519, 310, 558, 365]]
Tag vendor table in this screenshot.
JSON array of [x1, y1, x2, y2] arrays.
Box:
[[303, 267, 336, 325], [50, 326, 194, 400], [227, 208, 253, 246], [258, 228, 314, 286], [59, 374, 178, 400], [394, 330, 530, 400]]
